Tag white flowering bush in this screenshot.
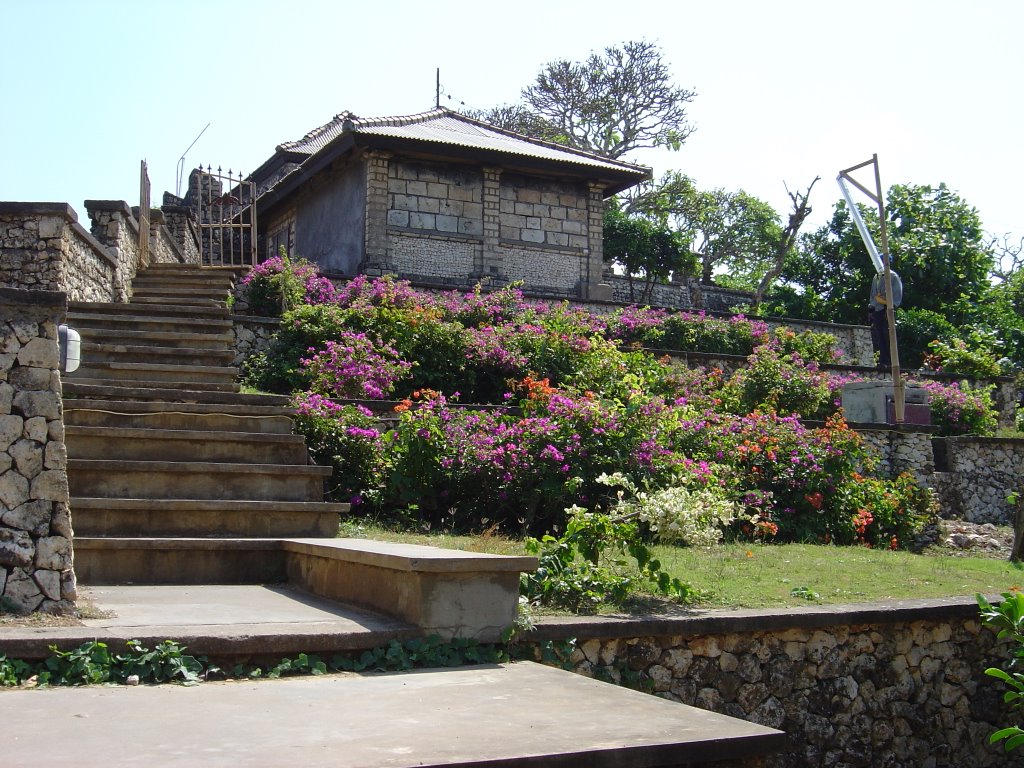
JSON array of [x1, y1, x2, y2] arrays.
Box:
[[597, 472, 737, 547]]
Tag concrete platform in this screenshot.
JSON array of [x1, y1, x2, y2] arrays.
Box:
[[0, 584, 420, 660], [0, 662, 785, 767]]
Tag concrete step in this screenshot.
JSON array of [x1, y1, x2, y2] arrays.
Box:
[[131, 274, 234, 290], [65, 377, 241, 393], [63, 382, 285, 405], [74, 537, 286, 584], [68, 458, 331, 501], [69, 301, 229, 319], [129, 295, 226, 309], [67, 360, 239, 385], [144, 263, 248, 278], [70, 498, 345, 538], [63, 399, 294, 433], [131, 287, 231, 302], [71, 326, 234, 350], [68, 311, 233, 335], [81, 342, 235, 367], [66, 425, 309, 463]]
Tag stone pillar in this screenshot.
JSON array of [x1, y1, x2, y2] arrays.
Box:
[[584, 182, 612, 300], [362, 150, 394, 275], [0, 288, 75, 614], [479, 166, 503, 281]]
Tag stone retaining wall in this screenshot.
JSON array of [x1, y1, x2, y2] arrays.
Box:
[[855, 427, 935, 486], [526, 598, 1010, 767], [1, 203, 118, 302], [0, 288, 75, 614], [932, 436, 1024, 524]]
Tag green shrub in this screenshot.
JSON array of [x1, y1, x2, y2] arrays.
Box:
[[897, 308, 957, 369], [723, 343, 833, 418]]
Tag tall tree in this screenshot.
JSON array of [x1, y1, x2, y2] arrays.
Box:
[[474, 40, 696, 159], [603, 202, 696, 303], [627, 172, 783, 288], [768, 183, 995, 327]]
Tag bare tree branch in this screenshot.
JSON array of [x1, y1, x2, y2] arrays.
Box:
[[751, 177, 820, 312]]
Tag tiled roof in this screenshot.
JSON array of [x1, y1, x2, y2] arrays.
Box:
[[276, 108, 649, 176]]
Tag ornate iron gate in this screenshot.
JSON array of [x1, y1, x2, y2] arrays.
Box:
[[192, 166, 258, 265]]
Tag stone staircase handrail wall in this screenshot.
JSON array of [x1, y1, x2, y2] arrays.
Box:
[[0, 287, 76, 613]]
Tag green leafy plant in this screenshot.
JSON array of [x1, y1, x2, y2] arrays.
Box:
[[978, 592, 1024, 752], [520, 472, 717, 612]]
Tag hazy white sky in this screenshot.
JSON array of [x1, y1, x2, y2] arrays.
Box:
[[2, 0, 1020, 239]]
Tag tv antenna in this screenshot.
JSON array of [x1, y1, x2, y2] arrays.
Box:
[[837, 154, 905, 423], [175, 122, 211, 198]]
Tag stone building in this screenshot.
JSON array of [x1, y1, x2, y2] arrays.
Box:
[[251, 108, 650, 299]]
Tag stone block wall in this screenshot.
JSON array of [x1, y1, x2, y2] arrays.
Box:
[[0, 288, 75, 614], [498, 174, 588, 249], [160, 202, 202, 265], [855, 427, 935, 485], [932, 436, 1024, 524], [526, 598, 1010, 767], [388, 161, 483, 237], [1, 203, 118, 302], [85, 200, 141, 300]]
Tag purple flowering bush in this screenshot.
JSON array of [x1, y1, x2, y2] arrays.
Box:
[[238, 260, 941, 546], [302, 332, 411, 399], [917, 380, 998, 436], [292, 393, 383, 507], [240, 253, 338, 315]]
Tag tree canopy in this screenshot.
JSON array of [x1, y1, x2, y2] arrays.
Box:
[[474, 40, 696, 159], [767, 183, 993, 327]]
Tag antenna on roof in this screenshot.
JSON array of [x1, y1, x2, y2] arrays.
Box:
[[175, 122, 211, 198], [434, 68, 467, 111]]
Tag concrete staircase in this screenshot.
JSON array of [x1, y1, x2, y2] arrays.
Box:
[[64, 263, 346, 582], [61, 263, 532, 641]]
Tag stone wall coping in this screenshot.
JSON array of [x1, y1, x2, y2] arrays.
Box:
[[231, 314, 281, 326], [0, 201, 79, 220], [84, 199, 135, 219], [843, 421, 939, 434], [0, 286, 68, 310], [937, 434, 1024, 446], [499, 237, 582, 255], [526, 596, 990, 641], [388, 227, 483, 244], [282, 538, 537, 574]]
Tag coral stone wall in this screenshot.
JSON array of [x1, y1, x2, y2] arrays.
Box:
[[932, 436, 1024, 524], [527, 598, 1010, 768], [0, 203, 117, 302], [0, 288, 75, 613]]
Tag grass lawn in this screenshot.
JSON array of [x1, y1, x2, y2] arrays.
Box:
[[343, 522, 1024, 611]]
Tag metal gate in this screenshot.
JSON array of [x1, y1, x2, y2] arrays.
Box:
[[192, 166, 258, 265]]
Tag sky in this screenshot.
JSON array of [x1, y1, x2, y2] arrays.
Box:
[[2, 0, 1021, 242]]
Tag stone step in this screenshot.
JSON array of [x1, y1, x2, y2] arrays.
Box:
[[63, 382, 286, 405], [66, 425, 309, 463], [71, 326, 234, 350], [67, 311, 233, 335], [131, 286, 231, 302], [74, 537, 286, 585], [65, 377, 241, 393], [68, 459, 331, 501], [63, 399, 294, 433], [70, 301, 229, 319], [67, 360, 239, 385], [80, 342, 236, 367], [70, 498, 344, 538], [128, 295, 226, 309], [144, 263, 248, 279], [131, 274, 237, 289]]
